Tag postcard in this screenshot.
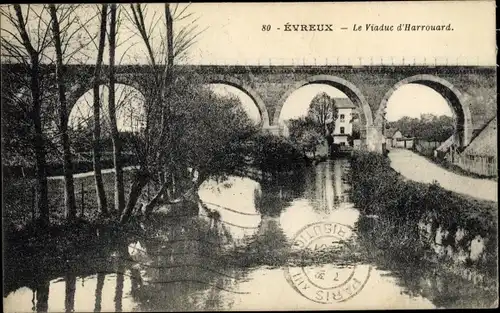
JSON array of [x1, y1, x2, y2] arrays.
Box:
[[2, 1, 497, 311]]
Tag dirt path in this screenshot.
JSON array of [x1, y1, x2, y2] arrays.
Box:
[[388, 149, 497, 203]]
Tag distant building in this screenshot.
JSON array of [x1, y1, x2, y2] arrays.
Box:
[[326, 98, 357, 147], [435, 135, 456, 161], [279, 97, 358, 145], [384, 128, 414, 149], [384, 128, 399, 148]]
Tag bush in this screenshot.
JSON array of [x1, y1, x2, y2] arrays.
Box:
[[349, 151, 498, 261], [246, 133, 306, 174]]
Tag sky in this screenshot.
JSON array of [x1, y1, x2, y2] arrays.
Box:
[[69, 85, 146, 132], [385, 84, 453, 121], [2, 2, 495, 66]]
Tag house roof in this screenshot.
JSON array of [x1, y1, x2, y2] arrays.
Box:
[[461, 116, 497, 156], [436, 135, 455, 152], [384, 128, 399, 138], [334, 98, 356, 109]]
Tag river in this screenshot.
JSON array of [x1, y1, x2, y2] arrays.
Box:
[[3, 158, 495, 311]]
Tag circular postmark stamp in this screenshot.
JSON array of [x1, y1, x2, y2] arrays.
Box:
[[284, 221, 371, 304]]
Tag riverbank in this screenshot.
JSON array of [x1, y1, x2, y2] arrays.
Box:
[[3, 169, 138, 230], [349, 151, 498, 295]]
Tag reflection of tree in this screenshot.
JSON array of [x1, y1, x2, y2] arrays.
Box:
[[130, 216, 241, 311], [35, 280, 50, 313], [355, 214, 498, 309], [64, 274, 76, 313], [114, 263, 125, 312], [258, 171, 307, 216], [231, 216, 291, 267], [94, 273, 105, 312]]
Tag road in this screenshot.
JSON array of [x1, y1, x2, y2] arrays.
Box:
[[388, 149, 497, 203]]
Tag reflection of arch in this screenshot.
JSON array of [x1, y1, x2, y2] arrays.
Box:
[[273, 75, 374, 128], [203, 75, 270, 128], [375, 74, 472, 147]]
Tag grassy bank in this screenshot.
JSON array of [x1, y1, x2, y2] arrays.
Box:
[[2, 169, 148, 230], [348, 151, 498, 276]]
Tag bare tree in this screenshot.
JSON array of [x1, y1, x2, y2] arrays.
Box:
[[92, 4, 109, 216], [119, 3, 206, 223], [48, 4, 77, 220], [1, 5, 53, 225]]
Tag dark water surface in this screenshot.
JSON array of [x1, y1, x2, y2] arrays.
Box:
[[4, 159, 496, 311]]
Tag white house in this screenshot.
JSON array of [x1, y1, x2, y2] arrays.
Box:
[[278, 97, 358, 146], [326, 98, 357, 147]]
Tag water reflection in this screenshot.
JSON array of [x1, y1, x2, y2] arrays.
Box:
[[93, 273, 105, 312], [36, 281, 49, 313], [4, 158, 496, 311], [64, 274, 76, 313]]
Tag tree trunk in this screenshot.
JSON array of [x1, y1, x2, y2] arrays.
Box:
[[166, 4, 174, 68], [143, 183, 169, 218], [120, 171, 150, 224], [108, 4, 125, 214], [93, 4, 109, 216], [32, 62, 49, 226], [13, 5, 49, 226], [49, 4, 77, 221]]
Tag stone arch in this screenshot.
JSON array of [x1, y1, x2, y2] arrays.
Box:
[[272, 75, 374, 128], [66, 75, 149, 118], [375, 74, 472, 147], [202, 75, 270, 128], [66, 77, 148, 130]]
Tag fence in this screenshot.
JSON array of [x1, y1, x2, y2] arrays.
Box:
[[4, 169, 158, 227], [455, 154, 498, 177], [182, 56, 488, 67]]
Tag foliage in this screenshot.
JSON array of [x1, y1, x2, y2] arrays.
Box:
[[167, 80, 259, 184], [308, 92, 338, 136], [349, 151, 497, 268], [287, 117, 325, 156], [387, 114, 454, 142], [298, 129, 324, 156], [286, 92, 341, 155], [348, 112, 362, 145]]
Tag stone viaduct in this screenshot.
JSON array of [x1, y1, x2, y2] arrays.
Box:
[[2, 64, 496, 153]]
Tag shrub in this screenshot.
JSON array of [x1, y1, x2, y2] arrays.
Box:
[[349, 151, 498, 260], [246, 133, 306, 174]]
